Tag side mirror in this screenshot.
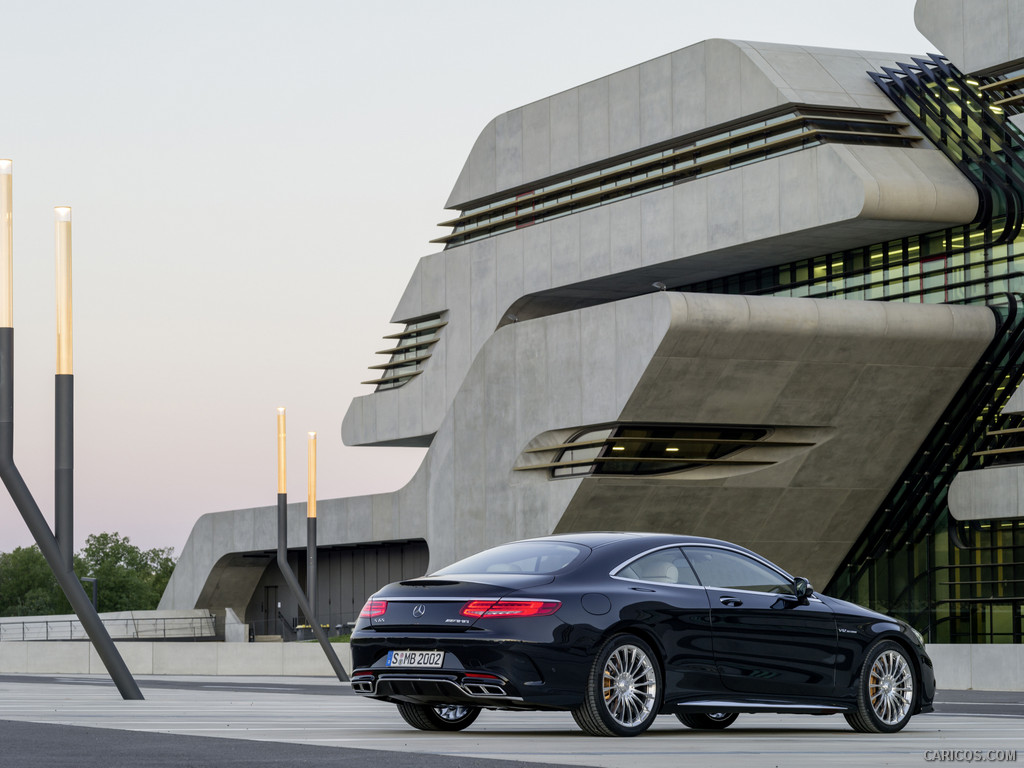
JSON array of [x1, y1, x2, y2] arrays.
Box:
[[794, 577, 814, 600]]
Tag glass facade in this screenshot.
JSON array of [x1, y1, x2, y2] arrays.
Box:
[[677, 55, 1024, 643], [681, 226, 1024, 304]]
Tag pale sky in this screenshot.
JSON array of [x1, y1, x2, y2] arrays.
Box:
[[0, 0, 932, 555]]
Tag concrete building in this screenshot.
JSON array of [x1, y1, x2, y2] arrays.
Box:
[[161, 0, 1024, 649]]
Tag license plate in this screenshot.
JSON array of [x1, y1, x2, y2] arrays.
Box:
[[386, 650, 444, 668]]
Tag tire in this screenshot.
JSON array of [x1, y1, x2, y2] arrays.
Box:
[[844, 640, 917, 734], [572, 634, 662, 737], [395, 702, 480, 731], [675, 712, 738, 730]]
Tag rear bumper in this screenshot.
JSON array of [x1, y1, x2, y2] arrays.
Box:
[[352, 669, 528, 706], [350, 632, 590, 710]]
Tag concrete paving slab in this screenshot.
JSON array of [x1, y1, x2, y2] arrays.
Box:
[[0, 675, 1020, 768], [0, 718, 570, 768]]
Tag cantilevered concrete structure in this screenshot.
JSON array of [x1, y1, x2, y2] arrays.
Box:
[[163, 2, 1024, 648]]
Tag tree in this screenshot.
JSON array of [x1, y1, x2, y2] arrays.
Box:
[[78, 533, 176, 612], [0, 546, 80, 616], [0, 533, 175, 616]]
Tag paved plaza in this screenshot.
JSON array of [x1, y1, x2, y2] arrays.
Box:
[[0, 675, 1022, 768]]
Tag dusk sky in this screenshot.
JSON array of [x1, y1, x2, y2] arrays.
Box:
[[0, 1, 931, 556]]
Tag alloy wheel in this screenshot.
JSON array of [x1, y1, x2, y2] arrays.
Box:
[[601, 643, 658, 728], [435, 704, 473, 722], [868, 650, 914, 725]]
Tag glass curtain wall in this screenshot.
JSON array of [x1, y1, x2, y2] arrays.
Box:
[[678, 55, 1024, 643]]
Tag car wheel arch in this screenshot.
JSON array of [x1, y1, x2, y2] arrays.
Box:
[[857, 632, 923, 713], [598, 624, 668, 698]]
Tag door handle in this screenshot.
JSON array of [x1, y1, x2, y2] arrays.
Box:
[[719, 596, 743, 607], [630, 586, 656, 593]]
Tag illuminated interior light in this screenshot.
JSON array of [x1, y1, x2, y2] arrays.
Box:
[[665, 447, 680, 453]]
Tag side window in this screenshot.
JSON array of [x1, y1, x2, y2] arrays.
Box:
[[682, 547, 793, 595], [615, 548, 700, 587]]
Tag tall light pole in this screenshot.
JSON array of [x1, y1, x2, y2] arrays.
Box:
[[0, 160, 142, 700], [307, 431, 317, 617], [55, 206, 73, 570], [0, 160, 11, 329], [275, 408, 346, 680]]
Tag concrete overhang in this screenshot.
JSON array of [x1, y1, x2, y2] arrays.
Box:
[[914, 0, 1024, 75], [948, 381, 1024, 523], [554, 293, 996, 589], [349, 36, 985, 451], [502, 142, 978, 325], [348, 138, 979, 448], [446, 38, 934, 210], [949, 466, 1024, 522]]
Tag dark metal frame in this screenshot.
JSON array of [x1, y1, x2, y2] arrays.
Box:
[[307, 515, 317, 620], [276, 491, 348, 681], [55, 373, 73, 570], [0, 328, 142, 699]]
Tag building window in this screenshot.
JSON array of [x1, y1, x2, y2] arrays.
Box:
[[976, 66, 1024, 117], [972, 421, 1024, 467], [436, 107, 920, 249], [517, 423, 784, 478], [361, 313, 446, 392]]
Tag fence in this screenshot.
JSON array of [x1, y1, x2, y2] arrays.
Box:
[[249, 611, 354, 641], [0, 614, 216, 641]]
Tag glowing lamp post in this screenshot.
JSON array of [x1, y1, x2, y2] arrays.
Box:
[[0, 161, 141, 699], [307, 431, 317, 617], [275, 409, 346, 680], [1, 160, 11, 328], [55, 206, 73, 570]]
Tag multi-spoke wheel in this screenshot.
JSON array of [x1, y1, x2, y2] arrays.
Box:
[[676, 711, 738, 730], [573, 634, 662, 736], [395, 702, 480, 731], [845, 640, 916, 733]]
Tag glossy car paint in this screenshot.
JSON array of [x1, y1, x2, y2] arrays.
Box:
[[350, 533, 935, 719]]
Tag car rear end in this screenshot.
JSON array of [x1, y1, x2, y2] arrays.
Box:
[[351, 541, 594, 710]]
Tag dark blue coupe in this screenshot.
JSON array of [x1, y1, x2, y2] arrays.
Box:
[[351, 532, 934, 736]]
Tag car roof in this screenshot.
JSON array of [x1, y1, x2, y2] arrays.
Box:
[[522, 532, 794, 580], [520, 532, 741, 549]]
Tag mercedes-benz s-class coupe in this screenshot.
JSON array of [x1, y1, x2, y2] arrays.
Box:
[[350, 533, 934, 737]]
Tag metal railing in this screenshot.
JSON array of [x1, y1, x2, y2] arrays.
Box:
[[0, 614, 216, 642], [248, 611, 354, 642]]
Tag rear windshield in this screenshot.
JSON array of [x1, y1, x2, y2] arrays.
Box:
[[433, 541, 589, 576]]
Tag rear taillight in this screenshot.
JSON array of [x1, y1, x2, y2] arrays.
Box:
[[359, 599, 388, 618], [460, 599, 561, 618]]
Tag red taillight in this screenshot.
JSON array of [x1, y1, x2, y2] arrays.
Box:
[[460, 599, 561, 618], [359, 599, 387, 618]]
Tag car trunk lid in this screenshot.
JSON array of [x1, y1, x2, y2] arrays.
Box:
[[367, 573, 554, 631]]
